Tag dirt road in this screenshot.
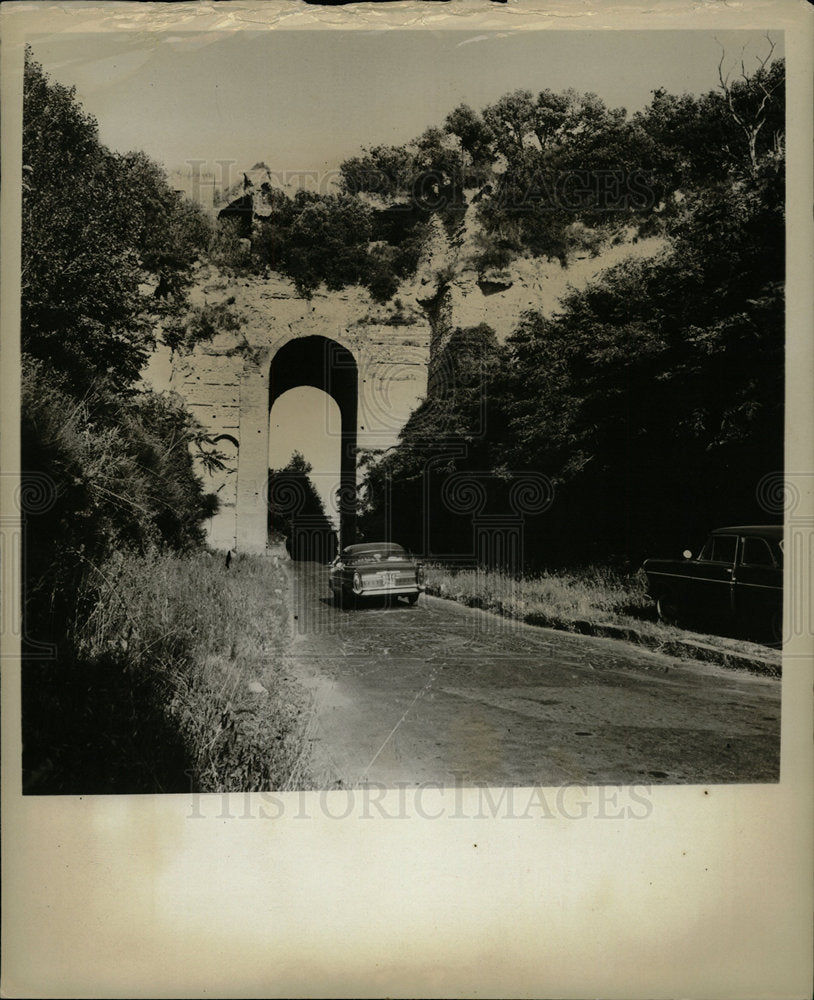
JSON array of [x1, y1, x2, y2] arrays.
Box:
[[283, 561, 780, 788]]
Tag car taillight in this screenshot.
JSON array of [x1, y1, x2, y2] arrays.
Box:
[[352, 571, 363, 594], [416, 563, 425, 586]]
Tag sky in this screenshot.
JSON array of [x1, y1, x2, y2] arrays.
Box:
[[27, 28, 784, 187]]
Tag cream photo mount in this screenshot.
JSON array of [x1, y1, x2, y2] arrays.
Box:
[[1, 3, 812, 998]]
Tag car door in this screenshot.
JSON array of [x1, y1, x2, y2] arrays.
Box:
[[328, 554, 343, 592], [687, 532, 739, 624], [733, 534, 782, 635]]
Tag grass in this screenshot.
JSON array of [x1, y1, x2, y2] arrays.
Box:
[[425, 563, 653, 629], [423, 563, 780, 666], [23, 549, 312, 794]]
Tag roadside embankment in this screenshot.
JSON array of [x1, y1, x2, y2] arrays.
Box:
[[24, 549, 311, 793], [424, 566, 781, 678]]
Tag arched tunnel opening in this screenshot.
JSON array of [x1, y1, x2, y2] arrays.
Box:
[[268, 335, 358, 557]]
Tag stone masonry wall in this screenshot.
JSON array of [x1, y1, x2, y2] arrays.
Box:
[[155, 265, 432, 551]]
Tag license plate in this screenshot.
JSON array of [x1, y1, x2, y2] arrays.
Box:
[[376, 572, 397, 587]]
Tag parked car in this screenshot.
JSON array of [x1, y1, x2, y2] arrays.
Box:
[[329, 542, 426, 606], [643, 525, 783, 640]]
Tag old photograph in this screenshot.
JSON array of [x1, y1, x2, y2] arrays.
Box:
[[3, 3, 812, 999], [17, 22, 788, 795]]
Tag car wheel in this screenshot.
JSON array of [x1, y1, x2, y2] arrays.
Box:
[[405, 592, 420, 606], [656, 591, 682, 628]]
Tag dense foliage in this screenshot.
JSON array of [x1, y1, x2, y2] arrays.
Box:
[[358, 52, 785, 566], [218, 185, 429, 303], [357, 323, 507, 555], [22, 54, 212, 391], [21, 50, 218, 637], [21, 51, 230, 793], [268, 452, 337, 561], [339, 52, 784, 275], [497, 163, 784, 561], [209, 43, 784, 310], [213, 43, 783, 309]]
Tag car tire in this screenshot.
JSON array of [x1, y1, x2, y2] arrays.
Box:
[[656, 591, 682, 628], [406, 592, 420, 606]]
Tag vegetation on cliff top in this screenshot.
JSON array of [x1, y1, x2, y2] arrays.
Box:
[[212, 41, 782, 314]]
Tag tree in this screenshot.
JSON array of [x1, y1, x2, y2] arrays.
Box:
[[632, 51, 784, 212], [23, 54, 149, 390], [475, 87, 645, 265], [268, 453, 336, 560], [281, 194, 373, 297], [443, 104, 495, 183], [248, 184, 429, 303], [339, 144, 417, 198], [495, 143, 783, 562], [22, 49, 212, 393], [717, 38, 784, 177], [117, 150, 212, 300], [357, 325, 507, 554], [21, 50, 220, 639], [482, 90, 537, 160]]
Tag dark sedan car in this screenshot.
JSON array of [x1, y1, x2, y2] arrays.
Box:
[[329, 542, 426, 607], [643, 525, 783, 640]]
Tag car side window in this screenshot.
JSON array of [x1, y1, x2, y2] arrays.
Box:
[[699, 534, 737, 564], [741, 536, 776, 568]]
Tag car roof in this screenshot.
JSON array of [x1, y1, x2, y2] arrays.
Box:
[[341, 542, 407, 555], [711, 525, 783, 539]]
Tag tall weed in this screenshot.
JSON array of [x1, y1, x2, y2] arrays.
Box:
[[425, 563, 653, 627], [23, 550, 311, 793]]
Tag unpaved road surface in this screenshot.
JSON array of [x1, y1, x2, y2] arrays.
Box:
[[285, 562, 780, 788]]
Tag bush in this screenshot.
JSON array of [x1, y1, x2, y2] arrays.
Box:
[[471, 230, 516, 273], [268, 452, 337, 561], [21, 360, 219, 641], [365, 248, 402, 304], [208, 218, 253, 272], [162, 300, 244, 354]]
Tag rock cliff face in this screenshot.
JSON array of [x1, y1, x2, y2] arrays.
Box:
[[144, 185, 662, 551], [407, 201, 662, 384], [218, 170, 665, 352]]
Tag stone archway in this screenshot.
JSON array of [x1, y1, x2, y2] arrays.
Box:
[[268, 336, 358, 547], [167, 274, 431, 553]]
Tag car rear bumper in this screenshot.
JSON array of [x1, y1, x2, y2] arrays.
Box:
[[357, 585, 425, 598], [328, 579, 425, 596]]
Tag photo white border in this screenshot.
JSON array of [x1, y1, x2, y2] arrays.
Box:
[[2, 3, 812, 997]]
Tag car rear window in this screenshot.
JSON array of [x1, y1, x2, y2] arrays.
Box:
[[341, 544, 407, 560], [741, 536, 777, 567]]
